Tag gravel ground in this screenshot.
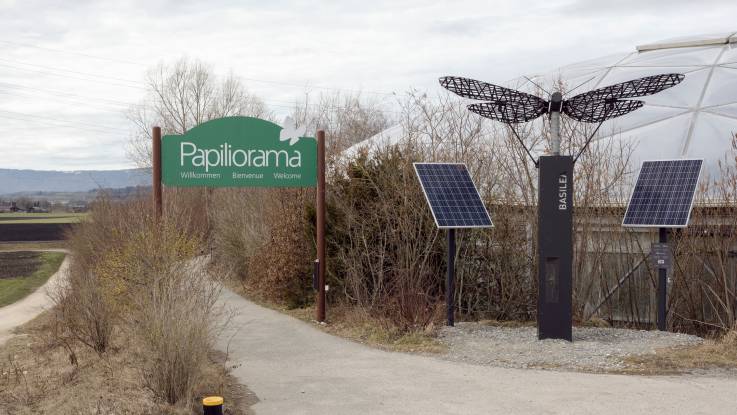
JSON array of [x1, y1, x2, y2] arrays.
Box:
[[437, 323, 703, 372]]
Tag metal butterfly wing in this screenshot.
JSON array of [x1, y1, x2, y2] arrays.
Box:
[[562, 73, 685, 123], [439, 76, 549, 124]]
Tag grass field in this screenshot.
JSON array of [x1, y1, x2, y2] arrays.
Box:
[[0, 251, 65, 307], [0, 212, 87, 224]]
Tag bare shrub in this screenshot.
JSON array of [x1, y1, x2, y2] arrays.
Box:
[[137, 260, 221, 405], [210, 187, 314, 308], [52, 197, 138, 354], [51, 269, 115, 355], [209, 92, 392, 309], [665, 135, 737, 334], [328, 146, 445, 330], [245, 189, 313, 308], [163, 187, 213, 239], [54, 190, 223, 406], [324, 88, 643, 329], [210, 188, 273, 283]]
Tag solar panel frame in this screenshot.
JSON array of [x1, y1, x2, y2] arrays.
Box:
[[414, 162, 493, 229], [622, 159, 703, 228]]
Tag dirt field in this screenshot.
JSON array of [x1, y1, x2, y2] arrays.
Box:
[[0, 224, 72, 242], [0, 251, 65, 307], [0, 251, 44, 279], [0, 213, 84, 242]]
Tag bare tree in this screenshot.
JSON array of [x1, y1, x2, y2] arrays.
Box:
[[292, 91, 393, 156], [126, 58, 270, 168]]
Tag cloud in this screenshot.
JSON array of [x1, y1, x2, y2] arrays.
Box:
[[0, 0, 736, 170], [429, 16, 500, 36], [566, 0, 734, 16]]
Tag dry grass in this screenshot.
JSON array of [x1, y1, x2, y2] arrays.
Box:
[[223, 276, 446, 354], [0, 242, 66, 252], [622, 331, 737, 375], [0, 312, 255, 415], [318, 307, 447, 354]]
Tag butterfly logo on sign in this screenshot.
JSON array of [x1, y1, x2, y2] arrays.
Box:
[[280, 116, 314, 146]]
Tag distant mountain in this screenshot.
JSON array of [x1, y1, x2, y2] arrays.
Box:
[[0, 168, 151, 195]]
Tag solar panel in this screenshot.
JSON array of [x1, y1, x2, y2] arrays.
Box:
[[414, 163, 492, 229], [622, 159, 703, 227]]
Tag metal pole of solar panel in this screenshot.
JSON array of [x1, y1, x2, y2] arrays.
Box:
[[316, 130, 327, 323], [152, 126, 162, 221], [657, 227, 668, 331], [447, 228, 456, 326]]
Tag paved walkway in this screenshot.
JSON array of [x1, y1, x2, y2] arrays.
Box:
[[0, 250, 68, 345], [216, 287, 737, 415]]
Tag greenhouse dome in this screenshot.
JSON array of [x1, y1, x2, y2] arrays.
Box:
[[519, 31, 737, 179], [348, 32, 737, 180]]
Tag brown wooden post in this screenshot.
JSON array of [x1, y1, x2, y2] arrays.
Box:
[[316, 130, 326, 322], [152, 126, 162, 220]]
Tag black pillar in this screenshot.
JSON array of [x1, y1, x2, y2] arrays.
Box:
[[657, 228, 668, 331], [447, 228, 456, 326], [537, 156, 573, 341]]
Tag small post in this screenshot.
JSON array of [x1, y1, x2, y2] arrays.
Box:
[[657, 227, 668, 331], [312, 259, 319, 291], [152, 126, 163, 220], [447, 228, 456, 326], [316, 130, 326, 322], [202, 396, 223, 415]]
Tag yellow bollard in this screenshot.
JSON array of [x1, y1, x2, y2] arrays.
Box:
[[202, 396, 223, 415]]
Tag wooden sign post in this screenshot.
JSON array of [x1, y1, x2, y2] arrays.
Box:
[[316, 130, 326, 322], [152, 126, 162, 220]]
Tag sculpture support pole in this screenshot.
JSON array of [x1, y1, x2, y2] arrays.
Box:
[[550, 111, 561, 156], [549, 92, 563, 156]]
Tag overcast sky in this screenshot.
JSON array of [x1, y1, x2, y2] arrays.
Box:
[[1, 0, 736, 170]]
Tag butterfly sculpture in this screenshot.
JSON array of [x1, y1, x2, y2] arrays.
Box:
[[439, 73, 684, 124], [440, 73, 685, 164]]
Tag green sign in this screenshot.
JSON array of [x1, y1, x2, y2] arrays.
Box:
[[162, 116, 317, 188]]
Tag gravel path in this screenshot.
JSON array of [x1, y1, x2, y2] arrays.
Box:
[[438, 323, 703, 372]]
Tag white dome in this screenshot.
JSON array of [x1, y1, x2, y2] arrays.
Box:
[[341, 124, 404, 161], [517, 31, 737, 180], [347, 32, 737, 182]]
